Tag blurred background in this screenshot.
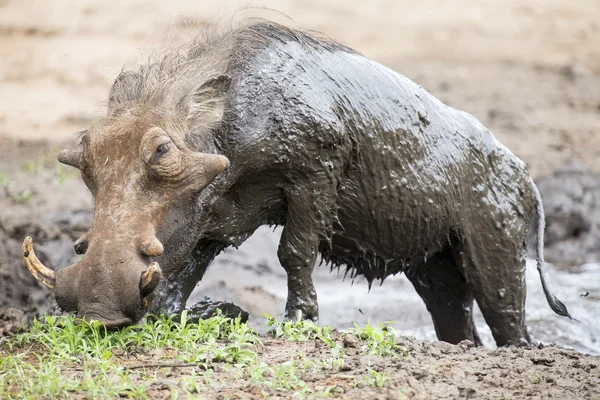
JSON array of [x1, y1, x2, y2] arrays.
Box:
[[0, 1, 598, 354]]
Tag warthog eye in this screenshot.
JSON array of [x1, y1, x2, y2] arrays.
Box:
[[152, 141, 171, 163]]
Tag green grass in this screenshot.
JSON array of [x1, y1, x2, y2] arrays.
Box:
[[2, 312, 257, 399], [0, 152, 75, 206], [356, 368, 389, 388], [1, 313, 402, 399], [13, 189, 33, 204], [0, 170, 10, 189], [0, 169, 33, 204], [54, 163, 75, 185], [266, 311, 336, 346], [22, 158, 43, 175], [349, 320, 404, 357]]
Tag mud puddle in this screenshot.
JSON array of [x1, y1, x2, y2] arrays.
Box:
[[195, 227, 600, 355]]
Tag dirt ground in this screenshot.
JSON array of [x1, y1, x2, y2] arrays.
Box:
[[144, 337, 600, 399], [1, 0, 600, 398]]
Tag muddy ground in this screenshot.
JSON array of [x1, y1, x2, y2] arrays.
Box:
[[1, 0, 600, 398], [132, 337, 600, 399]]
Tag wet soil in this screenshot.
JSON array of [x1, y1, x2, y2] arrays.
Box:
[[3, 329, 599, 399], [191, 337, 600, 400], [532, 160, 600, 266], [0, 143, 86, 334]]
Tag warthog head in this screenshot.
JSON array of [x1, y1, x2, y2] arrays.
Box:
[[23, 71, 232, 327]]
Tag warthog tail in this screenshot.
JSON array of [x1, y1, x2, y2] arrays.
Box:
[[531, 177, 572, 319]]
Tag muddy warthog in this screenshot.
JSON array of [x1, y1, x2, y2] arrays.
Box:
[[23, 21, 570, 346]]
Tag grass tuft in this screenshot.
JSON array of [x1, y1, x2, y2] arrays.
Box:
[[265, 311, 335, 347], [2, 311, 258, 398], [1, 313, 405, 399], [349, 320, 405, 357]]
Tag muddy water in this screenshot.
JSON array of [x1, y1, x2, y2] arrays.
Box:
[[192, 226, 600, 355]]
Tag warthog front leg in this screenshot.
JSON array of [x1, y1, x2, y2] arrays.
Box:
[[277, 181, 337, 322], [278, 223, 320, 322]]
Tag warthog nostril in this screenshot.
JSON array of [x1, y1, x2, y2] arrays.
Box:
[[140, 237, 163, 257], [74, 238, 88, 255]]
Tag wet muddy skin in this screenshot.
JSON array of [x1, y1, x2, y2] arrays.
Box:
[[18, 22, 572, 346], [138, 23, 570, 346]]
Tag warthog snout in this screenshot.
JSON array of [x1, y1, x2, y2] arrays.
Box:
[[23, 235, 163, 326]]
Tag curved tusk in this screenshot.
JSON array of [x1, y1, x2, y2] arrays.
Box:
[[22, 236, 56, 289], [140, 262, 162, 305]]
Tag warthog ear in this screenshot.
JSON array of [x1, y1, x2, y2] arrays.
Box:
[[108, 71, 142, 117], [58, 148, 83, 169], [186, 74, 231, 131]]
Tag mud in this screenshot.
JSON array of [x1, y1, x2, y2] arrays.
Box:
[[0, 207, 90, 335], [196, 336, 600, 400], [531, 160, 600, 266]]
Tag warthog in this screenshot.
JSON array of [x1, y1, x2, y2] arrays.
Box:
[[23, 21, 570, 346]]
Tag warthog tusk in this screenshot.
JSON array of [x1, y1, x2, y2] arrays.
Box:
[[140, 261, 162, 307], [22, 236, 56, 289]]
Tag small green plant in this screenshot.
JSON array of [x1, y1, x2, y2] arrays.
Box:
[[22, 159, 41, 175], [0, 170, 35, 204], [266, 360, 306, 391], [348, 321, 403, 357], [3, 313, 406, 398], [422, 363, 437, 372], [318, 343, 346, 371], [356, 368, 388, 388], [0, 171, 11, 189], [530, 372, 541, 384], [3, 312, 260, 398], [265, 311, 334, 347], [13, 189, 33, 204], [179, 370, 203, 394], [0, 355, 146, 398]]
